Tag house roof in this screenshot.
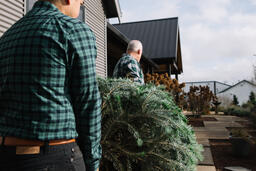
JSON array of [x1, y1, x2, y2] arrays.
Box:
[[219, 80, 256, 94], [113, 17, 181, 61], [103, 0, 121, 20], [107, 22, 159, 69], [185, 81, 231, 87]]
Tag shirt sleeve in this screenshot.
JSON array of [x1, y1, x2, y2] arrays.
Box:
[[68, 22, 102, 171]]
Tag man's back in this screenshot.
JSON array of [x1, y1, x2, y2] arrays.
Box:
[[1, 1, 77, 139], [113, 54, 144, 85], [0, 0, 99, 141], [0, 1, 102, 170]]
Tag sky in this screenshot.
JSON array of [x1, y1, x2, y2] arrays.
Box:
[[110, 0, 256, 85]]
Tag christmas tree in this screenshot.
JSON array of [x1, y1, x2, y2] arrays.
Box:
[[98, 78, 203, 171]]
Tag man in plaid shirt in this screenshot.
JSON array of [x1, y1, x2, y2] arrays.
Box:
[[113, 40, 145, 85], [0, 0, 101, 171]]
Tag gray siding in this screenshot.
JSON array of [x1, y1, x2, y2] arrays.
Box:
[[0, 0, 107, 78], [84, 0, 107, 78], [0, 0, 24, 37]]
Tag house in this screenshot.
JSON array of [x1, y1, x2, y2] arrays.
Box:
[[114, 17, 183, 79], [217, 80, 256, 105], [107, 22, 158, 77], [184, 81, 231, 95], [0, 0, 122, 77]]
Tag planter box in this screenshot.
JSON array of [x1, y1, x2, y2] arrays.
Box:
[[230, 137, 253, 157]]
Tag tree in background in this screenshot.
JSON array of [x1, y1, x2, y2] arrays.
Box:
[[249, 91, 256, 104], [186, 86, 215, 116], [253, 64, 256, 84], [247, 91, 256, 114], [232, 95, 239, 106]]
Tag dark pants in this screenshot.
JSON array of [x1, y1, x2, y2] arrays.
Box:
[[0, 142, 85, 171]]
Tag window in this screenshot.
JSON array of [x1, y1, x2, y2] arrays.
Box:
[[26, 0, 85, 22]]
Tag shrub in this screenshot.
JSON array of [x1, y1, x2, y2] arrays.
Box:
[[224, 105, 251, 117], [232, 95, 239, 106], [98, 78, 203, 171], [186, 86, 214, 115], [218, 106, 226, 113], [144, 73, 185, 108], [251, 112, 256, 124], [249, 91, 256, 104]]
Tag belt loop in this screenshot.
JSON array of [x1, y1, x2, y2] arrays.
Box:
[[1, 137, 5, 146], [43, 140, 49, 154]]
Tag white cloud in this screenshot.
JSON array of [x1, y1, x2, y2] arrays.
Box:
[[116, 0, 256, 85], [119, 0, 180, 22], [178, 3, 256, 84], [196, 0, 230, 23], [250, 0, 256, 5], [179, 57, 253, 84]]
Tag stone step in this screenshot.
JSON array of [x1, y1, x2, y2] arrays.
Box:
[[198, 147, 214, 165], [224, 166, 252, 171], [197, 165, 216, 171], [195, 130, 230, 139], [204, 121, 242, 128]]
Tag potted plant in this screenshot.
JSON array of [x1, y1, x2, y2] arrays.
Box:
[[229, 128, 255, 157]]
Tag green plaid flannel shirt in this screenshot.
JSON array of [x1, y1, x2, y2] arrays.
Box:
[[0, 1, 101, 170], [113, 54, 145, 85]]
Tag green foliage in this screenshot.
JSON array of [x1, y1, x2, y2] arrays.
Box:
[[98, 78, 203, 171], [224, 105, 251, 117], [251, 112, 256, 124], [232, 95, 239, 106], [249, 91, 256, 104]]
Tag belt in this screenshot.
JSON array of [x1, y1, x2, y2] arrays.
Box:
[[0, 136, 75, 146]]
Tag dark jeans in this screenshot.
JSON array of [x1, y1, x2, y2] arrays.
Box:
[[0, 142, 85, 171]]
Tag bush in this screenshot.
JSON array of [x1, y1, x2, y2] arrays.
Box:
[[186, 86, 214, 115], [218, 106, 226, 113], [242, 102, 254, 109], [232, 95, 239, 106], [98, 78, 203, 171], [144, 73, 185, 108], [252, 113, 256, 124], [224, 105, 251, 117]]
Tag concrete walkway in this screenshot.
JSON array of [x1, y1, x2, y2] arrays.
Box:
[[193, 115, 249, 171]]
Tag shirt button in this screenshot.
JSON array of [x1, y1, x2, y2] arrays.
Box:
[[70, 157, 74, 162], [71, 148, 75, 152]]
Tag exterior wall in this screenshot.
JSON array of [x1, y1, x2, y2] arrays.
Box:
[[84, 0, 107, 78], [0, 0, 24, 37], [0, 0, 107, 78], [217, 81, 256, 105], [183, 81, 230, 95]]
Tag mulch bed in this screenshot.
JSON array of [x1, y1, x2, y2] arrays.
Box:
[[236, 120, 255, 128], [186, 115, 217, 127], [209, 139, 256, 171]]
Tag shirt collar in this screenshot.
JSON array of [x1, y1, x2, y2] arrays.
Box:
[[123, 53, 141, 64]]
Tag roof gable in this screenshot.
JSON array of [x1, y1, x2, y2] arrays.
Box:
[[107, 23, 159, 69], [219, 80, 256, 93], [114, 17, 180, 60]]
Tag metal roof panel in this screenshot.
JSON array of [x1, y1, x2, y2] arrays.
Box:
[[114, 17, 179, 59]]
